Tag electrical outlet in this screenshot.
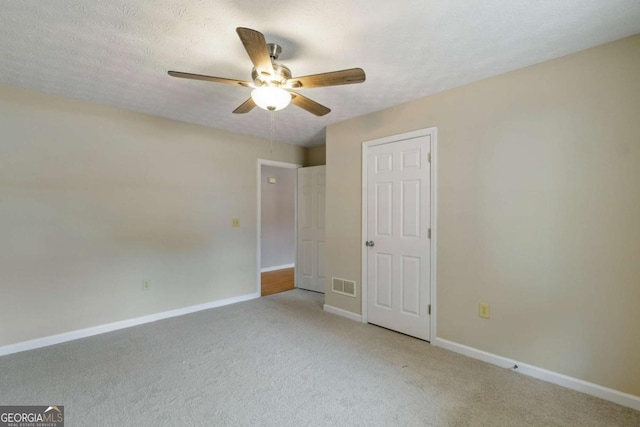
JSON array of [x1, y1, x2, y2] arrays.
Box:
[[479, 303, 490, 319], [232, 218, 240, 228], [142, 280, 150, 291]]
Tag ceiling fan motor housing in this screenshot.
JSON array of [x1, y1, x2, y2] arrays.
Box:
[[250, 43, 289, 87], [252, 62, 291, 87]]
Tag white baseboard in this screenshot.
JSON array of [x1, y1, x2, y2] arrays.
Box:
[[433, 337, 640, 412], [323, 304, 362, 322], [0, 292, 260, 357], [261, 263, 295, 273]]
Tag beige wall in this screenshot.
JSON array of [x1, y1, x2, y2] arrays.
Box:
[[325, 35, 640, 396], [304, 145, 326, 166], [0, 84, 304, 347]]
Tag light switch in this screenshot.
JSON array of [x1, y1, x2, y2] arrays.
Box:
[[232, 218, 240, 228], [267, 177, 276, 184], [479, 303, 490, 319]]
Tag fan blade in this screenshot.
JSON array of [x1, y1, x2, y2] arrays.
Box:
[[290, 92, 331, 116], [286, 68, 365, 89], [168, 71, 252, 87], [236, 27, 274, 78], [233, 98, 256, 114]]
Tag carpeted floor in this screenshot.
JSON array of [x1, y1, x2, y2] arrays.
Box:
[[0, 289, 638, 426]]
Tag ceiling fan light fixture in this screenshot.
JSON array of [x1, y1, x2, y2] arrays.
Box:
[[251, 86, 291, 111], [169, 28, 365, 116]]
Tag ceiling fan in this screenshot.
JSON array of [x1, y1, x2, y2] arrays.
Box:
[[168, 27, 366, 116]]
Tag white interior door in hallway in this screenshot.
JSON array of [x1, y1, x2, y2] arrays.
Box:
[[296, 165, 326, 293], [364, 131, 433, 340]]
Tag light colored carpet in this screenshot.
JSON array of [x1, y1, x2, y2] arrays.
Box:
[[0, 289, 638, 426]]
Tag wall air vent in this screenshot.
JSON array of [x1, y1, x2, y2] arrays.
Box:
[[332, 277, 356, 297]]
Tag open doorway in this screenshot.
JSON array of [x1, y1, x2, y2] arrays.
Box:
[[257, 160, 300, 296]]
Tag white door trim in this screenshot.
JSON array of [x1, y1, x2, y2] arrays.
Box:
[[361, 127, 438, 341], [257, 159, 301, 294]]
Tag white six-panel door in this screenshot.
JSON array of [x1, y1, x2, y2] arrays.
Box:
[[296, 166, 326, 293], [366, 135, 431, 340]]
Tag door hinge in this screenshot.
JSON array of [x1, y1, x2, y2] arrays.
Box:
[[428, 228, 431, 239], [428, 304, 431, 315], [428, 152, 431, 163]]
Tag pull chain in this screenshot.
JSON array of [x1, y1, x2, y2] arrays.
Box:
[[269, 110, 275, 155]]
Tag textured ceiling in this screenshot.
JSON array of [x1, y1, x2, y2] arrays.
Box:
[[1, 1, 639, 147]]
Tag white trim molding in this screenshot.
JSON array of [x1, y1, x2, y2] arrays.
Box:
[[0, 292, 260, 357], [323, 304, 363, 323], [433, 337, 640, 412], [261, 263, 295, 273]]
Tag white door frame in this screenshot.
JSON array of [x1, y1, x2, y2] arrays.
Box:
[[361, 127, 438, 341], [256, 159, 302, 295]]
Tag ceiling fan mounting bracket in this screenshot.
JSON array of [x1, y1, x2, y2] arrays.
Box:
[[266, 43, 282, 60]]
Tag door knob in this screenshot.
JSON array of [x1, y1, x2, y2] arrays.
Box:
[[365, 241, 375, 247]]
